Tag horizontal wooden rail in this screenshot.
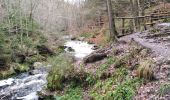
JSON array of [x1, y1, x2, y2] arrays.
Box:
[[115, 13, 170, 35]]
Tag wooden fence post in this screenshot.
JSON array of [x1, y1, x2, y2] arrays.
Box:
[[122, 18, 125, 35], [150, 15, 153, 27], [133, 17, 137, 32]]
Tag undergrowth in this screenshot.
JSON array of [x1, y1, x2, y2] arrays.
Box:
[[47, 54, 74, 90], [0, 14, 48, 79], [159, 84, 170, 97], [55, 87, 83, 100]]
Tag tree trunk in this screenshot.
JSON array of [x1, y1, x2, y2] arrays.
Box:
[[134, 0, 140, 30], [106, 0, 117, 41], [130, 0, 136, 32]]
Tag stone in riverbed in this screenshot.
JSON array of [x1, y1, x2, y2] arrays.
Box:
[[58, 45, 67, 50], [33, 62, 43, 69], [29, 70, 40, 75], [71, 37, 76, 40], [67, 47, 75, 52], [92, 45, 99, 50]]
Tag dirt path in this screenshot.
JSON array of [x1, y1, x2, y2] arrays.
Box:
[[120, 23, 170, 99], [120, 25, 170, 61]]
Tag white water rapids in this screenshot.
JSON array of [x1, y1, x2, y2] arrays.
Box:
[[64, 41, 95, 59]]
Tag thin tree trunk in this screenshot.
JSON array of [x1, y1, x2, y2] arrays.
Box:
[[130, 0, 136, 32], [134, 0, 139, 30], [106, 0, 117, 41]]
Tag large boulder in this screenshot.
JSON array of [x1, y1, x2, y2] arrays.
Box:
[[37, 45, 55, 56]]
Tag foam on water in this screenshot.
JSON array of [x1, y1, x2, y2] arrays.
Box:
[[0, 78, 14, 87], [65, 41, 95, 59]]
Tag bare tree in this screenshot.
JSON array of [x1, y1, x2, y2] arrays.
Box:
[[106, 0, 117, 41]]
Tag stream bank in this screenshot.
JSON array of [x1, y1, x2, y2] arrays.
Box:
[[0, 39, 96, 100]]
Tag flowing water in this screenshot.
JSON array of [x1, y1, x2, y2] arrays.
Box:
[[0, 68, 48, 100], [0, 40, 95, 100], [65, 40, 95, 59]]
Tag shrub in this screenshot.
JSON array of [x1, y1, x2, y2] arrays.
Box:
[[47, 54, 74, 91], [137, 59, 154, 80]]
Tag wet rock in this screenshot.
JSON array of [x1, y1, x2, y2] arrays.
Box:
[[67, 47, 75, 52], [92, 45, 99, 50], [29, 70, 40, 75], [71, 37, 76, 40], [38, 91, 55, 100], [88, 41, 94, 44], [58, 45, 67, 50], [37, 45, 55, 56], [33, 62, 43, 69]]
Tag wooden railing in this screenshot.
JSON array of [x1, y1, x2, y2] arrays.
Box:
[[115, 11, 170, 35]]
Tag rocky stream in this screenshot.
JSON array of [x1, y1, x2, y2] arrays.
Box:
[[0, 39, 96, 100]]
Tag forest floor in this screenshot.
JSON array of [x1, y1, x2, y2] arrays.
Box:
[[120, 23, 170, 99], [74, 23, 170, 99], [39, 23, 170, 100]]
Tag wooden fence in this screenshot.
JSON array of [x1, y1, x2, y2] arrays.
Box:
[[115, 11, 170, 36]]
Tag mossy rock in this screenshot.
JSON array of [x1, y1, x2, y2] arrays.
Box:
[[26, 55, 45, 64], [12, 53, 26, 64], [13, 63, 30, 73], [37, 45, 55, 56], [0, 67, 16, 79]]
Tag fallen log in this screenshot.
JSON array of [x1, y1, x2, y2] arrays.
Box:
[[83, 53, 107, 63], [83, 47, 112, 64]]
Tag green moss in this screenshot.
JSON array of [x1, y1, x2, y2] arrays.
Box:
[[13, 63, 30, 72]]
